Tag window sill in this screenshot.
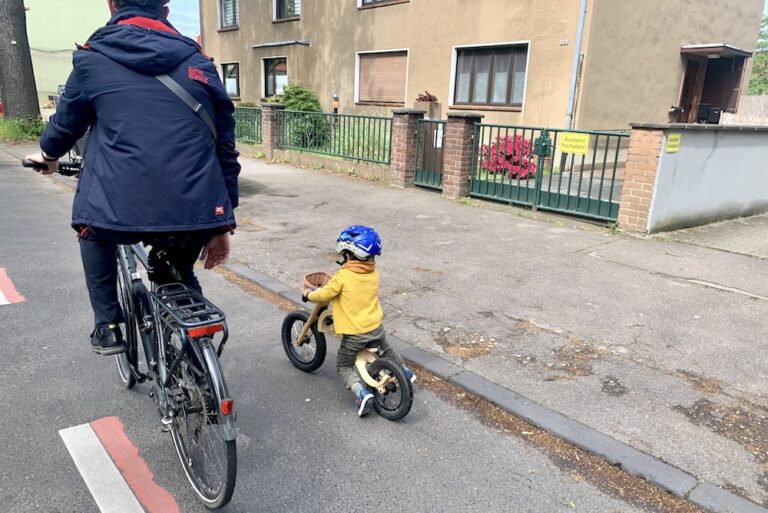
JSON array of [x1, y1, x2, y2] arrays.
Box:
[[356, 101, 405, 107], [358, 0, 410, 10], [273, 16, 301, 24], [449, 104, 522, 112], [218, 26, 239, 32], [229, 96, 242, 101]]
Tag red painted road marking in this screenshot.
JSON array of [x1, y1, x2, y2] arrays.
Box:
[[91, 417, 181, 513], [0, 268, 25, 305]]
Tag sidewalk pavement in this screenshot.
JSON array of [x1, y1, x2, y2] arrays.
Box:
[[3, 140, 767, 511], [229, 153, 768, 510]]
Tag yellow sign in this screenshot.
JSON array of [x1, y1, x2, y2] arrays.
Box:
[[666, 133, 682, 153], [559, 132, 590, 155]]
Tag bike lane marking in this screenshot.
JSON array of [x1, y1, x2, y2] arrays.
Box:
[[0, 268, 25, 305], [60, 417, 181, 513]]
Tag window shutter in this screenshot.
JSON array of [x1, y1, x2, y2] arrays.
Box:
[[359, 52, 407, 104], [221, 0, 238, 27]]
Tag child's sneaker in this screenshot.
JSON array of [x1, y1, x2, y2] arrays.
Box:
[[355, 387, 374, 417], [404, 367, 416, 384]]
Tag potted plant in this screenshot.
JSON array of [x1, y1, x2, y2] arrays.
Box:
[[414, 91, 441, 120]]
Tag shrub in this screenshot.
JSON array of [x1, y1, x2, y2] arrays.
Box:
[[281, 82, 323, 112], [0, 117, 45, 141], [280, 82, 329, 149], [480, 135, 537, 179]]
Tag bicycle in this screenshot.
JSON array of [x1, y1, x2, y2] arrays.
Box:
[[281, 272, 414, 420], [22, 158, 237, 509]]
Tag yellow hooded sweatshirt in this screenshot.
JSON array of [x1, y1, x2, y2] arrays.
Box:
[[306, 260, 383, 335]]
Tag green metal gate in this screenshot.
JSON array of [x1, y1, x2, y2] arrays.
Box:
[[234, 107, 262, 144], [414, 120, 446, 190], [471, 124, 629, 222]]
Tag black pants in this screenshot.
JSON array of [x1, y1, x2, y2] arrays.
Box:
[[79, 226, 218, 328]]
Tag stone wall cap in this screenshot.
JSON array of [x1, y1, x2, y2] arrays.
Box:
[[392, 108, 426, 115], [447, 111, 485, 120], [630, 122, 768, 133]]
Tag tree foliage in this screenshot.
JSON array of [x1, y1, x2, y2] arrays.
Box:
[[748, 16, 768, 95]]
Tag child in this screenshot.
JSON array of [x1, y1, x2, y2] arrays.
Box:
[[304, 225, 415, 417]]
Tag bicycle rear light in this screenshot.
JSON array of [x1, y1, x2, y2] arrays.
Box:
[[188, 323, 224, 338]]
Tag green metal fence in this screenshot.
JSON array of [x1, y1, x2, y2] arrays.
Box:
[[414, 120, 445, 190], [471, 124, 629, 222], [276, 110, 392, 164], [234, 107, 262, 144]]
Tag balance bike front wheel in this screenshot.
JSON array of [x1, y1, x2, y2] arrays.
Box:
[[281, 311, 327, 372]]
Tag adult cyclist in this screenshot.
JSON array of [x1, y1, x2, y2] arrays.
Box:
[[25, 0, 240, 356]]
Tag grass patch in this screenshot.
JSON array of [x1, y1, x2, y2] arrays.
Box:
[[0, 117, 45, 141]]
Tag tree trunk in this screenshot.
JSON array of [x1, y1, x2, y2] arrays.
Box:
[[0, 0, 40, 119]]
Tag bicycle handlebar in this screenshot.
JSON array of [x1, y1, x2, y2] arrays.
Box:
[[22, 159, 81, 177]]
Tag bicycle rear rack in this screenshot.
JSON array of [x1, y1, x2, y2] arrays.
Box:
[[150, 283, 229, 355]]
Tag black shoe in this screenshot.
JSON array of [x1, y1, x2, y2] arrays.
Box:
[[90, 323, 127, 355]]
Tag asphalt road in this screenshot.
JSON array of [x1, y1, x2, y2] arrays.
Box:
[[0, 158, 645, 513]]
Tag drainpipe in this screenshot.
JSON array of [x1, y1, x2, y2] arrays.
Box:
[[566, 0, 587, 129]]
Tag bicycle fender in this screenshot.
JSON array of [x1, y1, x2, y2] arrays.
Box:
[[201, 340, 237, 442]]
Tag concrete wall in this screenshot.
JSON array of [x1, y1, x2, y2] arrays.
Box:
[[576, 0, 763, 130], [25, 0, 107, 101], [645, 125, 768, 232]]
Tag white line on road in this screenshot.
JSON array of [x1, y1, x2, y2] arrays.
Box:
[[59, 423, 145, 513]]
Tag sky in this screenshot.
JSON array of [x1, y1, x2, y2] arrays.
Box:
[[167, 0, 200, 39]]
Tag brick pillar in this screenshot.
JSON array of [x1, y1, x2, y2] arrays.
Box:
[[617, 127, 664, 233], [443, 112, 483, 200], [389, 109, 425, 188], [261, 103, 285, 161]]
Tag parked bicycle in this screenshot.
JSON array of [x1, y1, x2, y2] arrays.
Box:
[[281, 272, 414, 420], [22, 158, 237, 509]]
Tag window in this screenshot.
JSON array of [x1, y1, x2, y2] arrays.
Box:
[[454, 45, 528, 107], [264, 58, 288, 97], [275, 0, 300, 20], [219, 0, 239, 29], [357, 51, 408, 105], [222, 63, 240, 97]]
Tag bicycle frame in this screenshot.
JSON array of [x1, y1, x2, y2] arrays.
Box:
[[117, 243, 236, 441]]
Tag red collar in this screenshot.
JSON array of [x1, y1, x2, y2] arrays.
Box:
[[117, 16, 179, 35]]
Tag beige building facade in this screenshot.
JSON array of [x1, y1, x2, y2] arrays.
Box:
[[201, 0, 763, 130]]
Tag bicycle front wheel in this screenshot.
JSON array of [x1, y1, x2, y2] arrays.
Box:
[[166, 330, 236, 508]]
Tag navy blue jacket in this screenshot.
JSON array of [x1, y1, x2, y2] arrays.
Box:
[[40, 8, 240, 232]]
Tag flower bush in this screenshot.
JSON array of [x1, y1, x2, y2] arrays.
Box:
[[415, 90, 439, 103], [480, 135, 537, 179]]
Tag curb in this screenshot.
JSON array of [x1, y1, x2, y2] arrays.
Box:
[[223, 261, 768, 513]]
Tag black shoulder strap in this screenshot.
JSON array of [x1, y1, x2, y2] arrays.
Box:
[[155, 74, 218, 142]]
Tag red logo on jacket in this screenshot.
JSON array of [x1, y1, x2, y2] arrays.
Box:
[[188, 67, 209, 84], [215, 206, 225, 216]]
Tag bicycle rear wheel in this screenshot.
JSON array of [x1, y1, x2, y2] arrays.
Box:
[[165, 330, 236, 509], [115, 265, 137, 388]]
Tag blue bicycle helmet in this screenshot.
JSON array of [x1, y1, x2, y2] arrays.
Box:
[[336, 225, 382, 260]]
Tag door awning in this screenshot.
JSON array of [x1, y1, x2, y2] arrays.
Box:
[[680, 43, 753, 58]]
